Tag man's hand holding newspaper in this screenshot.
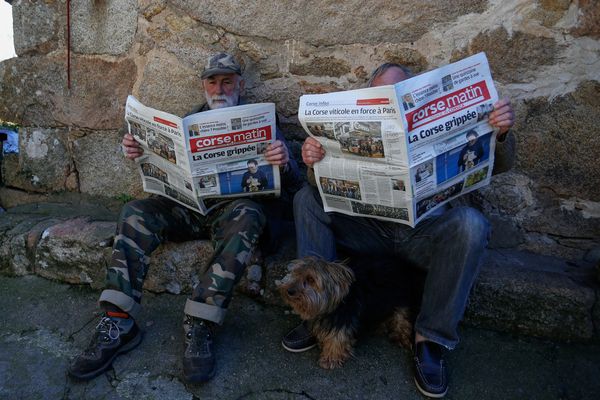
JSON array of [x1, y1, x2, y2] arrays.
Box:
[[122, 133, 144, 160], [264, 140, 290, 167], [488, 97, 514, 139], [301, 137, 326, 166]]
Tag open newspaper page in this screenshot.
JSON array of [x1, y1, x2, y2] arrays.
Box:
[[125, 97, 280, 215], [125, 96, 205, 213], [396, 52, 498, 224], [298, 85, 413, 223], [182, 103, 280, 203], [298, 52, 498, 227]]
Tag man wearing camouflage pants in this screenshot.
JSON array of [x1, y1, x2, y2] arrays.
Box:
[[69, 53, 302, 383]]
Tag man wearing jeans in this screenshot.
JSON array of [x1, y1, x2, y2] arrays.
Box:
[[282, 63, 516, 398], [69, 52, 302, 383]]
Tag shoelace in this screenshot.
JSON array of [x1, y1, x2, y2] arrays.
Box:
[[82, 317, 120, 356], [97, 316, 120, 341], [185, 319, 212, 356]]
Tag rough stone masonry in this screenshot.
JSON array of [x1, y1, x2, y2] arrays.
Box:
[[0, 0, 599, 260]]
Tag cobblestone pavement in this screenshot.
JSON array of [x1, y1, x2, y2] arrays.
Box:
[[1, 275, 599, 400]]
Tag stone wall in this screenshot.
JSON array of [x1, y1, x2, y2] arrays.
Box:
[[0, 0, 599, 260]]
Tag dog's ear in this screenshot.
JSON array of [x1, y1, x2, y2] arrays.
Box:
[[337, 262, 355, 286], [275, 270, 294, 287]]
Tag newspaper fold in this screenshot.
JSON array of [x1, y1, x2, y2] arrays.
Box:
[[125, 97, 281, 214], [298, 52, 499, 227]]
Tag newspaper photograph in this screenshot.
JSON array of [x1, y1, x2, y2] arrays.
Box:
[[125, 97, 280, 214], [298, 52, 499, 227]]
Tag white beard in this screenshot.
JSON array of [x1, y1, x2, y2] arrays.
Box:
[[206, 93, 239, 109]]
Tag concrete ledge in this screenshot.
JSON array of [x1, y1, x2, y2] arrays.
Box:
[[466, 250, 597, 340], [1, 200, 598, 341]]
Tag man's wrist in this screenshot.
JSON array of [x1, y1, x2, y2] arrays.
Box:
[[497, 129, 510, 143]]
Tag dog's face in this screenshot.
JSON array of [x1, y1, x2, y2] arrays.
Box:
[[277, 258, 355, 320]]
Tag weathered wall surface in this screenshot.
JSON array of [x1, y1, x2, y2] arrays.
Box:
[[0, 0, 599, 260]]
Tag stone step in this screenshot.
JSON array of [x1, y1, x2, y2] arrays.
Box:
[[1, 200, 598, 341], [466, 249, 597, 341]]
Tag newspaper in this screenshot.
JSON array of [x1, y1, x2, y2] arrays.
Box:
[[298, 52, 499, 227], [125, 97, 280, 214]]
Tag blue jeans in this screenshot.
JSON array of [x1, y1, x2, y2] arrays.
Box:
[[294, 185, 490, 349]]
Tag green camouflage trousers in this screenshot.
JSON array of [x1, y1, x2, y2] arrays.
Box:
[[99, 196, 266, 324]]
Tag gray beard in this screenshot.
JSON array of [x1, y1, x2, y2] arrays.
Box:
[[206, 93, 239, 110]]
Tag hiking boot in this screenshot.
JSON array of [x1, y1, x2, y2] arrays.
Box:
[[182, 315, 216, 383], [68, 315, 142, 380], [281, 321, 317, 353], [413, 341, 448, 398]]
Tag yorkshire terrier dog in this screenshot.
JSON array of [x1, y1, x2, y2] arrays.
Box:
[[278, 256, 424, 369]]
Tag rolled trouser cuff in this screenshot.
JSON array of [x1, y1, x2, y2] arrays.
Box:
[[184, 298, 226, 325], [99, 289, 142, 320]]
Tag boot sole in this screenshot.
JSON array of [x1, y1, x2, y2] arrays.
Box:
[[414, 377, 448, 398], [281, 340, 317, 353], [68, 330, 143, 381]]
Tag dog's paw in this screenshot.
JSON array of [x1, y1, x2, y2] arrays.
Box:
[[318, 355, 347, 369], [387, 307, 414, 349]]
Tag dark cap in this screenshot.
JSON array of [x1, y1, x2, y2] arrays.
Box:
[[201, 52, 242, 79]]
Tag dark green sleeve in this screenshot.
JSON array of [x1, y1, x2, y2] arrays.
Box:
[[492, 130, 516, 175]]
